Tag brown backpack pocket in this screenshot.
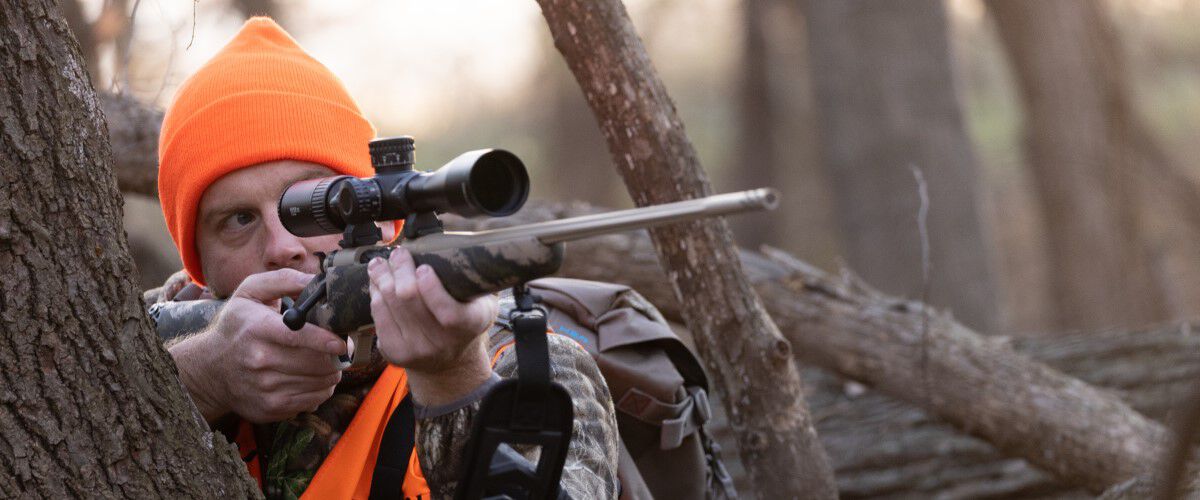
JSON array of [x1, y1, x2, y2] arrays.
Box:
[[526, 278, 735, 499]]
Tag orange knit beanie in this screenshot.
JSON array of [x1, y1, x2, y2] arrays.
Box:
[[158, 17, 375, 285]]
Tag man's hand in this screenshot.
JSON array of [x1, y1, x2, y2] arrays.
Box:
[[367, 247, 498, 407], [169, 269, 347, 423]]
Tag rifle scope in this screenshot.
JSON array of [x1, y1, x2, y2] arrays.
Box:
[[278, 136, 529, 238]]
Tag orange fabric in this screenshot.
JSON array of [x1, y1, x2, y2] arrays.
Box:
[[232, 365, 429, 498], [157, 16, 376, 285], [293, 328, 555, 499], [302, 365, 430, 500], [234, 419, 262, 488], [490, 341, 516, 366], [489, 329, 562, 366]]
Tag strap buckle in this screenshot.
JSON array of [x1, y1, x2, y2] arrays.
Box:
[[659, 387, 712, 449]]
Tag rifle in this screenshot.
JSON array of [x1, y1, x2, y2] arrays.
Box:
[[275, 137, 778, 369], [149, 137, 778, 365]]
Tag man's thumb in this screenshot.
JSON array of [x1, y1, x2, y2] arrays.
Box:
[[231, 268, 314, 305]]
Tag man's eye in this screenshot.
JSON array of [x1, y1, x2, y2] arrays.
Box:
[[225, 211, 256, 230]]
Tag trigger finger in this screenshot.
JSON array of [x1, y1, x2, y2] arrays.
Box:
[[369, 257, 395, 298]]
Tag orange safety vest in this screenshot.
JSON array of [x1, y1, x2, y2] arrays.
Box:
[[234, 330, 559, 498], [236, 366, 431, 499]]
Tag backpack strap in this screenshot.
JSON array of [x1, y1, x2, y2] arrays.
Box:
[[616, 386, 712, 450], [698, 425, 737, 500], [368, 394, 415, 500]]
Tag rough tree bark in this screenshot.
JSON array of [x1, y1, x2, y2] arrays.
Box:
[[445, 202, 1170, 493], [533, 1, 839, 498], [984, 0, 1200, 331], [804, 0, 1000, 333], [0, 2, 258, 497]]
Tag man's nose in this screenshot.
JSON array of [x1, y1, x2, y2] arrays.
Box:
[[262, 212, 307, 271]]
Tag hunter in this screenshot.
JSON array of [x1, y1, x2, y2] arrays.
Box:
[[144, 17, 619, 499]]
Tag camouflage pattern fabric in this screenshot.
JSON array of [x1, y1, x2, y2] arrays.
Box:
[[146, 276, 619, 499]]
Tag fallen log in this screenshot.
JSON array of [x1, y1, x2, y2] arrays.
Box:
[[445, 202, 1172, 494], [810, 324, 1200, 499]]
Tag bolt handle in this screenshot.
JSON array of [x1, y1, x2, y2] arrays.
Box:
[[283, 278, 327, 331]]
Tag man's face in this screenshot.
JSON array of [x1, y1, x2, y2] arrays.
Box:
[[196, 160, 342, 297]]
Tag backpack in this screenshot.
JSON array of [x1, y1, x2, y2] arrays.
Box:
[[511, 278, 736, 500], [147, 277, 736, 499]]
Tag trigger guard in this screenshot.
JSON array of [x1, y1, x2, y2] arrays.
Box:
[[347, 330, 374, 369]]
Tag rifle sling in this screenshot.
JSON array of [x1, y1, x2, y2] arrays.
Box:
[[369, 394, 415, 500]]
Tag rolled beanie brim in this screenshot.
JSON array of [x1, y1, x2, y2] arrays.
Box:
[[159, 91, 375, 285]]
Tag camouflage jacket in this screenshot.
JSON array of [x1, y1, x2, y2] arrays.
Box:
[[145, 276, 619, 499]]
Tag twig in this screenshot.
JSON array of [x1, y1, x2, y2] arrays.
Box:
[[910, 164, 932, 404], [186, 0, 197, 50], [110, 0, 142, 93], [151, 0, 184, 103]]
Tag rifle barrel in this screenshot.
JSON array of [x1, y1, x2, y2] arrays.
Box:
[[467, 188, 779, 245]]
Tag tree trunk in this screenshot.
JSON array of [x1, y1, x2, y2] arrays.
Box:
[[984, 0, 1197, 331], [446, 201, 1168, 493], [533, 1, 839, 498], [729, 0, 777, 250], [0, 2, 259, 497], [804, 0, 1000, 333]]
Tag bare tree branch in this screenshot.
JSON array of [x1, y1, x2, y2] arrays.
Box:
[[100, 92, 161, 196]]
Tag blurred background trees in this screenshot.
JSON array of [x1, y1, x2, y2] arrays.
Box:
[[805, 0, 1000, 332], [73, 0, 1200, 338]]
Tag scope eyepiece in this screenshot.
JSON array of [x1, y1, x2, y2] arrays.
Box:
[[277, 137, 530, 240], [278, 175, 352, 237]]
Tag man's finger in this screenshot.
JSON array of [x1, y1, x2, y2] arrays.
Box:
[[415, 264, 467, 329], [257, 370, 341, 393], [232, 268, 315, 305], [368, 266, 397, 331], [289, 385, 337, 414], [257, 316, 347, 356], [369, 257, 396, 302], [389, 247, 420, 301], [251, 386, 335, 423], [258, 345, 344, 376]]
